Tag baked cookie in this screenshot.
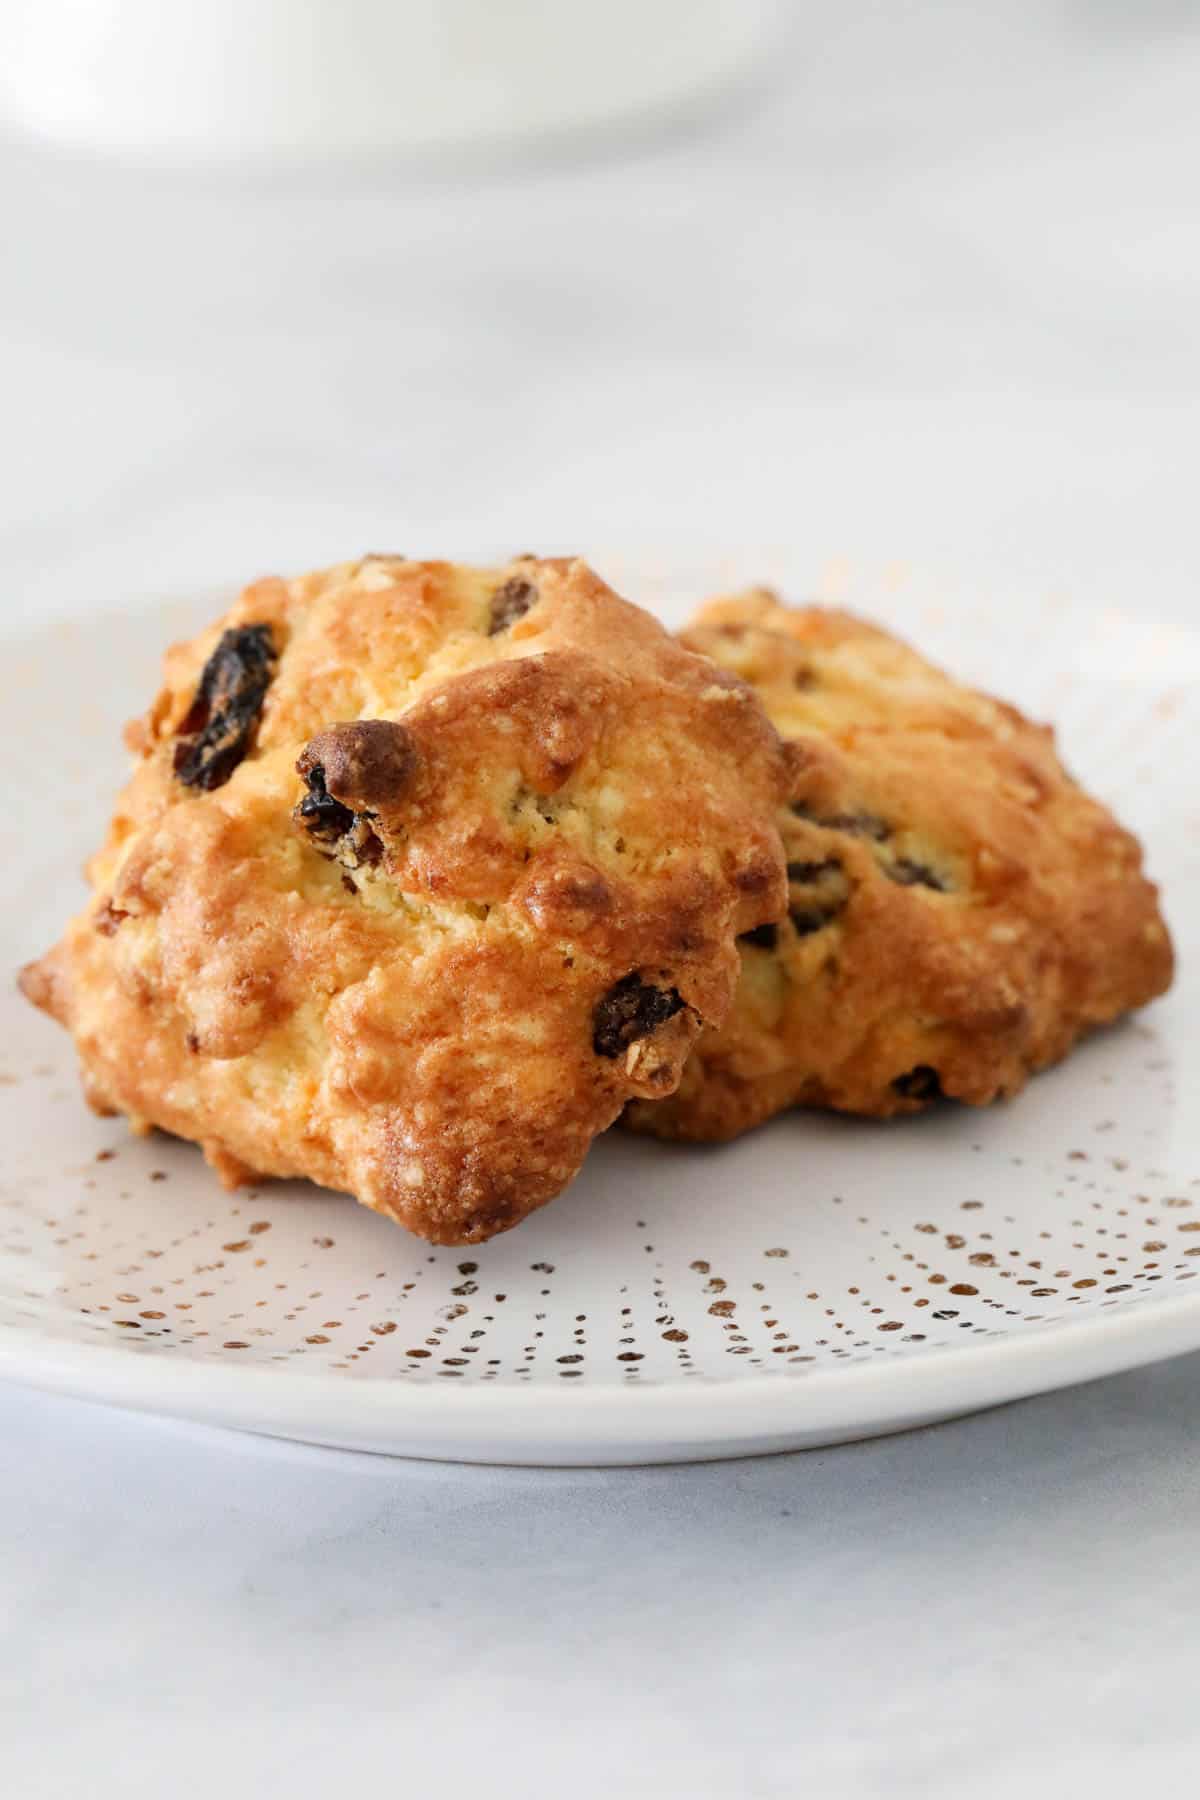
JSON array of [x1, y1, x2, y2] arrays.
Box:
[[625, 589, 1174, 1142], [21, 557, 793, 1242]]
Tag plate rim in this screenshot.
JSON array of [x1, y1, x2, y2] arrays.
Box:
[[4, 1279, 1199, 1463]]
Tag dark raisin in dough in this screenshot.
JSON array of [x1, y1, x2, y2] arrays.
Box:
[[739, 922, 779, 951], [892, 1065, 943, 1101], [792, 804, 891, 842], [593, 974, 685, 1058], [293, 765, 383, 869], [786, 857, 841, 884], [824, 810, 891, 841], [787, 857, 848, 937], [886, 856, 950, 892], [299, 719, 416, 811], [789, 906, 835, 938], [294, 720, 417, 869], [488, 577, 537, 635], [295, 764, 355, 845], [173, 624, 277, 791]]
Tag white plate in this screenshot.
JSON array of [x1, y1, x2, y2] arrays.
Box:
[[2, 566, 1195, 1464]]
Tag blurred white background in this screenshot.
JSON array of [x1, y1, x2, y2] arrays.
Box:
[[0, 0, 775, 158], [1, 0, 1197, 629]]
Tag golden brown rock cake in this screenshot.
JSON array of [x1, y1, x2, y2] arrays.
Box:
[[625, 588, 1174, 1142], [21, 557, 793, 1242]]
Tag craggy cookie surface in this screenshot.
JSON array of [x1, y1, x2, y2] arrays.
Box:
[[21, 558, 791, 1242], [626, 590, 1174, 1142]]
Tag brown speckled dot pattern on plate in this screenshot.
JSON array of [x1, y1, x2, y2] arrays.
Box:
[[0, 1016, 1193, 1387], [0, 577, 1197, 1412]]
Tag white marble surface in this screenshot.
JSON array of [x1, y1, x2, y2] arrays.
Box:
[[3, 3, 1199, 1792]]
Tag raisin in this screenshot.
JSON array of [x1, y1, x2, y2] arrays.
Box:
[[295, 763, 355, 845], [345, 820, 384, 866], [294, 721, 416, 869], [173, 624, 277, 791], [739, 923, 779, 951], [790, 906, 837, 938], [886, 857, 950, 892], [792, 804, 891, 842], [294, 763, 384, 868], [825, 811, 891, 841], [593, 974, 685, 1058], [786, 858, 841, 884], [892, 1066, 943, 1101], [300, 720, 416, 809], [488, 576, 537, 635], [786, 856, 848, 938]]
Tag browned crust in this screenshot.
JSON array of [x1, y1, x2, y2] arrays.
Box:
[[625, 589, 1175, 1142], [20, 557, 791, 1242]]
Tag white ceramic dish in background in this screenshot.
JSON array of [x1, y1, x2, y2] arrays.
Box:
[[1, 562, 1195, 1464], [0, 0, 775, 162]]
